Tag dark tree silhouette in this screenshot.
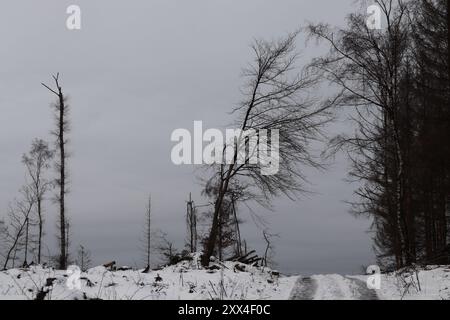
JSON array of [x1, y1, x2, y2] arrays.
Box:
[[141, 194, 152, 269], [42, 73, 70, 270], [308, 0, 450, 268]]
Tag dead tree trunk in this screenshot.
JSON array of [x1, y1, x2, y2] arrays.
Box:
[[186, 193, 197, 253], [42, 73, 69, 270], [231, 199, 241, 256]]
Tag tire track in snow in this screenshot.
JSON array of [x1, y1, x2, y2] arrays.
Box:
[[346, 277, 378, 300], [289, 277, 317, 300], [312, 274, 349, 299], [290, 274, 378, 300]]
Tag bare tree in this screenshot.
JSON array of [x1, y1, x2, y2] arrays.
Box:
[[156, 231, 179, 266], [262, 229, 278, 268], [22, 139, 53, 264], [42, 73, 70, 270], [186, 193, 197, 253], [2, 186, 35, 269], [142, 194, 152, 268], [201, 32, 333, 266], [76, 245, 92, 272]]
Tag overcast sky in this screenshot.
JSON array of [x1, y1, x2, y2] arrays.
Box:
[[0, 0, 375, 275]]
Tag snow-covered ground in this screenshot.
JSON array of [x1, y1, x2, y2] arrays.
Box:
[[0, 255, 297, 300], [352, 265, 450, 300], [1, 257, 449, 300], [290, 266, 450, 300]]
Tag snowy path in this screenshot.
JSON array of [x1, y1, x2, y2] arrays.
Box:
[[289, 277, 317, 300], [290, 274, 378, 300]]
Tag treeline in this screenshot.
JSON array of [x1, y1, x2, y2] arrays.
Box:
[[199, 0, 450, 270], [308, 0, 450, 268]]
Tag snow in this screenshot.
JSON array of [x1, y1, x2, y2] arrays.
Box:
[[1, 257, 450, 300], [352, 265, 450, 300], [291, 266, 450, 300], [0, 255, 298, 300], [312, 274, 362, 300]]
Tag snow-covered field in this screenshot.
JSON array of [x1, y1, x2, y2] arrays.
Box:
[[292, 266, 450, 300], [0, 256, 297, 300], [1, 257, 449, 300], [352, 266, 450, 300]]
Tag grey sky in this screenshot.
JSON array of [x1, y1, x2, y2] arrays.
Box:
[[0, 0, 375, 275]]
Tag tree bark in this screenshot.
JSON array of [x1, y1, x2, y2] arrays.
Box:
[[37, 198, 42, 264], [58, 86, 67, 270]]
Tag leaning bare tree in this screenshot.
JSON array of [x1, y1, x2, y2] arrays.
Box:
[[201, 32, 334, 266], [42, 73, 70, 270], [2, 186, 35, 269], [22, 139, 53, 264]]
